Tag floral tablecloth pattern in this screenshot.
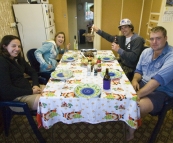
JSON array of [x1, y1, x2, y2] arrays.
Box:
[[37, 50, 140, 129]]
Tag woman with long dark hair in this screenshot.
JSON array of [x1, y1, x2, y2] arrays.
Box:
[[0, 35, 44, 111]]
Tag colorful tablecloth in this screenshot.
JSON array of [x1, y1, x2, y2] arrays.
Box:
[[37, 50, 140, 129]]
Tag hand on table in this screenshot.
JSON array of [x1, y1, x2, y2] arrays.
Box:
[[131, 80, 141, 101], [46, 64, 52, 70], [131, 80, 140, 92], [32, 86, 41, 94], [66, 43, 71, 50]]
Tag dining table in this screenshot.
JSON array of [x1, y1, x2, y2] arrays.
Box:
[[36, 50, 141, 130]]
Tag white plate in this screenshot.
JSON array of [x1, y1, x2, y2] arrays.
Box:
[[62, 55, 75, 62], [74, 83, 101, 98], [51, 69, 73, 80], [101, 55, 115, 62], [100, 69, 122, 79]]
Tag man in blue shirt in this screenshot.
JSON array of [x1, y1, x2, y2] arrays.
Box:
[[127, 26, 173, 141]]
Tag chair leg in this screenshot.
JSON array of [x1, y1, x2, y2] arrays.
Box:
[[3, 107, 13, 136], [148, 110, 167, 143], [25, 113, 46, 143]]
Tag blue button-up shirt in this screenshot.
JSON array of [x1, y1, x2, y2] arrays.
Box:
[[135, 42, 173, 97]]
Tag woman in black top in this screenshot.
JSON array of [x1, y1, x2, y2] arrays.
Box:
[[0, 35, 44, 110]]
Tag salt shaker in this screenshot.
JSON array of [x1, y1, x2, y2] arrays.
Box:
[[87, 62, 91, 76], [94, 65, 98, 76]]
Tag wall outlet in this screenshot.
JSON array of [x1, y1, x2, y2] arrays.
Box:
[[10, 22, 16, 28]]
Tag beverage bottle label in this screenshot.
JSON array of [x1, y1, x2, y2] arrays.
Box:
[[97, 57, 101, 72], [94, 65, 98, 76], [103, 79, 111, 90]]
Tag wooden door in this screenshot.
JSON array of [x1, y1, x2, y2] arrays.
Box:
[[140, 0, 152, 41], [151, 0, 162, 13], [101, 0, 122, 51], [67, 0, 77, 48], [144, 0, 162, 46], [122, 0, 143, 34], [49, 0, 69, 43]]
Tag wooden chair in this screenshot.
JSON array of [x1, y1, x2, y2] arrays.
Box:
[[148, 98, 173, 143], [0, 100, 46, 143]]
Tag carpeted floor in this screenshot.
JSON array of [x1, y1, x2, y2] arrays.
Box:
[[0, 111, 173, 143]]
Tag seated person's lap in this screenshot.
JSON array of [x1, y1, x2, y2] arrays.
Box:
[[139, 81, 170, 115], [11, 85, 45, 112]]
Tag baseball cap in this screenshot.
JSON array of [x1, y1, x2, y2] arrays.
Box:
[[118, 18, 132, 28]]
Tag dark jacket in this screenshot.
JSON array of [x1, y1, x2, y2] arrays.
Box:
[[97, 30, 145, 69], [0, 56, 39, 101]]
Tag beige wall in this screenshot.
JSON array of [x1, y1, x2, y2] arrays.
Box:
[[139, 0, 152, 39], [100, 0, 122, 51], [67, 0, 77, 48], [49, 0, 69, 44], [158, 0, 173, 46], [0, 0, 18, 40]]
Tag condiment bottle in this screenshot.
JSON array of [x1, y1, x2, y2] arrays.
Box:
[[94, 64, 98, 76], [97, 56, 101, 72], [103, 68, 111, 90], [87, 62, 91, 76], [74, 35, 78, 51], [114, 35, 118, 44]]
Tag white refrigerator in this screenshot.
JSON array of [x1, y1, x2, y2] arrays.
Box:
[[13, 4, 56, 60]]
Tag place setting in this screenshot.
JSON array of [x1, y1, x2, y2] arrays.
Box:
[[51, 69, 73, 81], [100, 68, 122, 79], [100, 55, 115, 62], [74, 83, 101, 99], [61, 54, 76, 62]]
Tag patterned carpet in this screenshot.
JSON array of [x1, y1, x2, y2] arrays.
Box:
[[0, 111, 173, 143]]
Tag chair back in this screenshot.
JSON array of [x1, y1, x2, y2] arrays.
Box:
[[27, 49, 40, 72]]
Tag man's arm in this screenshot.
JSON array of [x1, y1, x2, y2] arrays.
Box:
[[132, 72, 142, 91], [97, 30, 115, 43], [137, 79, 160, 98], [92, 25, 115, 43]]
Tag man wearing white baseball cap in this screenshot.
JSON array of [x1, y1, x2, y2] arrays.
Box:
[[92, 18, 145, 81]]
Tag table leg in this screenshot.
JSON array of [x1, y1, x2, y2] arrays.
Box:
[[51, 125, 54, 143], [123, 122, 127, 143]]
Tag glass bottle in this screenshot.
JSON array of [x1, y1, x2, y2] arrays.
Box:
[[114, 35, 118, 44], [87, 62, 91, 76], [97, 56, 101, 72], [103, 68, 111, 90], [74, 35, 78, 51], [94, 64, 98, 76], [114, 35, 120, 59]]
